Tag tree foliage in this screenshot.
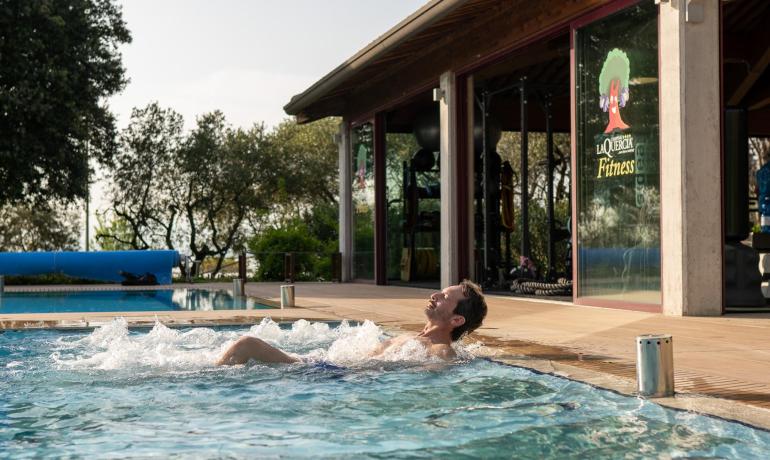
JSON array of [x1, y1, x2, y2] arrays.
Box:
[[99, 108, 342, 277], [181, 112, 272, 274], [599, 48, 630, 94], [0, 0, 130, 205], [0, 202, 81, 251], [93, 211, 134, 251], [266, 118, 339, 212], [102, 104, 270, 274], [106, 102, 184, 250]]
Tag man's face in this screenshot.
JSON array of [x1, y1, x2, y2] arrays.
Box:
[[425, 285, 466, 326]]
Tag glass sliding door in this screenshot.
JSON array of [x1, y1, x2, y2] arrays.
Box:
[[385, 132, 419, 282], [574, 1, 660, 304], [351, 123, 375, 280], [384, 108, 441, 287]]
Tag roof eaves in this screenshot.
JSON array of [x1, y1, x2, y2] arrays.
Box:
[[283, 0, 468, 118]]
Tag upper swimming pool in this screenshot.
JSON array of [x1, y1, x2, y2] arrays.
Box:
[[0, 289, 274, 314], [1, 318, 769, 458]]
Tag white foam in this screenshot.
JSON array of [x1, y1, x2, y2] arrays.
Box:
[[314, 320, 387, 365], [53, 318, 236, 371], [51, 318, 482, 372]]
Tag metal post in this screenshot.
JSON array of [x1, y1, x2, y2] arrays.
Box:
[[332, 252, 342, 282], [546, 96, 555, 281], [85, 189, 89, 251], [184, 256, 191, 283], [232, 278, 244, 297], [85, 137, 90, 252], [505, 232, 511, 273], [284, 252, 295, 283], [280, 284, 295, 309], [238, 253, 247, 281], [636, 334, 675, 398], [520, 78, 530, 260]]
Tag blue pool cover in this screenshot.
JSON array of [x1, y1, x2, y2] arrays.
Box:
[[0, 250, 180, 284], [0, 289, 275, 313]]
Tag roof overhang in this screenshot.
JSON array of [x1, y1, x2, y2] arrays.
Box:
[[283, 0, 468, 123]]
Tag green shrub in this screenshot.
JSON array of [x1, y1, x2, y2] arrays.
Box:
[[248, 224, 322, 281]]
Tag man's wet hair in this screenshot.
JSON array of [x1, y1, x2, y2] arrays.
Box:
[[451, 279, 487, 341]]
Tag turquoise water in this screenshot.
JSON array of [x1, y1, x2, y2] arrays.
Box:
[[0, 289, 274, 314], [2, 319, 770, 458]]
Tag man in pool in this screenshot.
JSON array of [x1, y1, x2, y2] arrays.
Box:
[[217, 280, 487, 365]]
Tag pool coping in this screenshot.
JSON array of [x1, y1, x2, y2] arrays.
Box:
[[3, 282, 770, 431], [0, 285, 298, 329], [374, 321, 770, 432]]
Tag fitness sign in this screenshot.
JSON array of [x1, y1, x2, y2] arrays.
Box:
[[594, 48, 637, 179]]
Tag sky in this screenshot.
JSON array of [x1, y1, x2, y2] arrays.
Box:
[[85, 0, 426, 248], [108, 0, 427, 132]]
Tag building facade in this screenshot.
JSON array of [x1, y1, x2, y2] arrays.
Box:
[[285, 0, 767, 316]]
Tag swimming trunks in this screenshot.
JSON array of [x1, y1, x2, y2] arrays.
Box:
[[311, 361, 346, 371]]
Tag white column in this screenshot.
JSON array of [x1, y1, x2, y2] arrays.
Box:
[[659, 0, 721, 315], [440, 71, 459, 287], [338, 120, 352, 282]]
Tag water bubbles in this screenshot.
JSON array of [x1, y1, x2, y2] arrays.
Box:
[[52, 318, 233, 372], [50, 318, 484, 374]]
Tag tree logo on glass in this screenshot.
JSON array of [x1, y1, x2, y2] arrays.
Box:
[[599, 48, 630, 134], [356, 144, 368, 190]]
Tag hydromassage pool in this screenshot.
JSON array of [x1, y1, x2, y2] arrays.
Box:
[[1, 319, 769, 458]]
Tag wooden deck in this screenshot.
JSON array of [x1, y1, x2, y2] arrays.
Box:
[[3, 281, 770, 429]]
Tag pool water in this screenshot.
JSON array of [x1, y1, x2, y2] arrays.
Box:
[[2, 319, 769, 458], [0, 289, 274, 314]]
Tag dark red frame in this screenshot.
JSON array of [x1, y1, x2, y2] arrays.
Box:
[[569, 0, 662, 313], [456, 73, 471, 282], [374, 113, 387, 285], [348, 118, 376, 284]]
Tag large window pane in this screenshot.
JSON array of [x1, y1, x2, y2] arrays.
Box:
[[385, 122, 440, 286], [385, 132, 419, 281], [351, 123, 374, 279], [575, 2, 660, 303]]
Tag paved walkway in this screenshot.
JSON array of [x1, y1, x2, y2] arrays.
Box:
[[3, 281, 770, 428]]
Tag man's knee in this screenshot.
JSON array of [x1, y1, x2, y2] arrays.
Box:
[[235, 335, 265, 350], [236, 335, 261, 345]]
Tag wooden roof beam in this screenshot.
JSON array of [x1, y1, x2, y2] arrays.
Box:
[[728, 46, 770, 106], [749, 95, 770, 112], [748, 83, 770, 111]]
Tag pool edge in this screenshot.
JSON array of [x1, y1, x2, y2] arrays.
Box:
[[4, 283, 770, 433], [482, 350, 770, 433]]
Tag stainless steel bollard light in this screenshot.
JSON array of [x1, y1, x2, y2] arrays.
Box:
[[280, 285, 295, 309], [232, 278, 244, 297], [636, 334, 674, 398]]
